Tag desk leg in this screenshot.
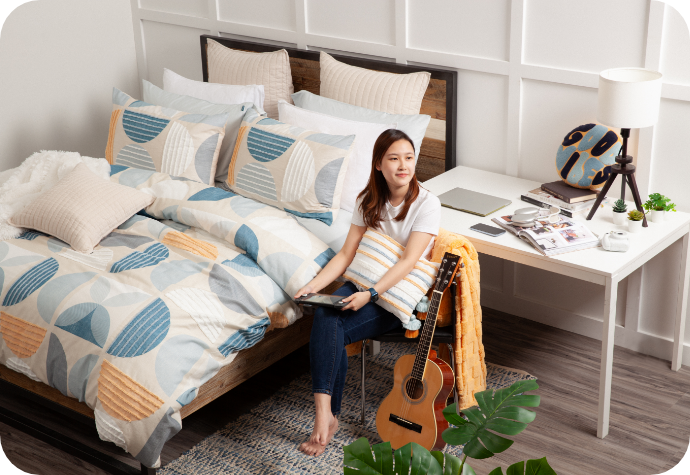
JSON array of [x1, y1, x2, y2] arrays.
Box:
[[672, 232, 690, 371], [597, 276, 618, 439]]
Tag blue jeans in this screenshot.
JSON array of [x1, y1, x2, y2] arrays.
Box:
[[310, 282, 402, 415]]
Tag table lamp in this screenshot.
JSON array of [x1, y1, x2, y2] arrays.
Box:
[[586, 67, 663, 227]]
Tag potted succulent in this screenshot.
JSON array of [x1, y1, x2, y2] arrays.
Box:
[[643, 193, 676, 223], [612, 199, 627, 225], [627, 209, 644, 233]]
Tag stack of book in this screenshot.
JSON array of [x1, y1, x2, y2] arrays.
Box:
[[521, 180, 600, 218]]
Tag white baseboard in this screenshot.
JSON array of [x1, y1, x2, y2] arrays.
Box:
[[482, 288, 690, 367]]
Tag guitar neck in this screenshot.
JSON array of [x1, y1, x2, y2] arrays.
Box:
[[410, 289, 444, 381]]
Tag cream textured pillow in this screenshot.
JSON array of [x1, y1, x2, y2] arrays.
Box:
[[10, 163, 154, 253], [206, 39, 294, 120], [319, 51, 431, 115]]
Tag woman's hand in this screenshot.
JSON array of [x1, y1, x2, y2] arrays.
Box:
[[340, 291, 373, 312], [294, 285, 313, 300]]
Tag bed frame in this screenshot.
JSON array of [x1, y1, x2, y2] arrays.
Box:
[[0, 36, 457, 475]]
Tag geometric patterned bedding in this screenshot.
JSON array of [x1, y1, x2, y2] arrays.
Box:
[[0, 168, 335, 467]]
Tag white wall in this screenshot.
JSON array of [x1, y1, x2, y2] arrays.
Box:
[[0, 0, 139, 168], [128, 0, 690, 366]]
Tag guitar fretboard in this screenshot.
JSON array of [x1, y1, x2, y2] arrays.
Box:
[[410, 288, 444, 381]]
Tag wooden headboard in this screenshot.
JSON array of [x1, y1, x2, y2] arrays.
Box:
[[200, 35, 457, 183]]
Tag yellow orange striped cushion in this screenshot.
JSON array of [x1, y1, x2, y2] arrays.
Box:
[[343, 229, 439, 324]]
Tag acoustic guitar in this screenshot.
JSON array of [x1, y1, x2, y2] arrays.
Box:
[[375, 252, 460, 451]]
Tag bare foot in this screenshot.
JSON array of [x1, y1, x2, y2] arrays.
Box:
[[298, 412, 339, 456]]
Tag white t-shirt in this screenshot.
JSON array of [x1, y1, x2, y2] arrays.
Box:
[[352, 187, 441, 259]]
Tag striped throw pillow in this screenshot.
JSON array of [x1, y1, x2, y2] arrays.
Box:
[[343, 229, 439, 327]]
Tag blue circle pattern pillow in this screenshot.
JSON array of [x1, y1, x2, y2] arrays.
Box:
[[556, 123, 622, 190]]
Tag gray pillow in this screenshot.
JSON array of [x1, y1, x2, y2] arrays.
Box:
[[291, 90, 430, 159], [142, 79, 256, 185]]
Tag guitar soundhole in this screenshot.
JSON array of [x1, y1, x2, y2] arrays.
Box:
[[405, 378, 424, 400]]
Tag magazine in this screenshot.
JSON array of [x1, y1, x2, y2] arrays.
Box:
[[492, 214, 600, 256]]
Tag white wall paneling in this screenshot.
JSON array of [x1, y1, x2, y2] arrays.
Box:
[[407, 0, 511, 61], [660, 2, 690, 86], [142, 20, 208, 87], [456, 70, 509, 174], [307, 0, 395, 46], [140, 0, 208, 19], [218, 0, 296, 32], [523, 0, 648, 73], [127, 0, 690, 364]]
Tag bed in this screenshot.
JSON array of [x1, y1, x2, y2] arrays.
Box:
[[0, 35, 458, 474]]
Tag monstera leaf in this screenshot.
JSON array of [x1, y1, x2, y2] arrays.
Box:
[[442, 380, 540, 460], [487, 457, 557, 475], [343, 437, 464, 475]]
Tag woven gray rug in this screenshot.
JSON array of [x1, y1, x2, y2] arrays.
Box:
[[159, 342, 536, 475]]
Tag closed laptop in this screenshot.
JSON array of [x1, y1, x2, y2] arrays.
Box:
[[437, 187, 512, 217]]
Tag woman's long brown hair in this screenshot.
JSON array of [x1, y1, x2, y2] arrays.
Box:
[[357, 129, 420, 230]]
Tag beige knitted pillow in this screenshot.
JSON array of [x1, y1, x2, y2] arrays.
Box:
[[10, 163, 154, 253], [319, 51, 430, 115], [206, 39, 294, 119]]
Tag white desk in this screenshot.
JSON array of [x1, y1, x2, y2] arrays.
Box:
[[424, 166, 690, 438]]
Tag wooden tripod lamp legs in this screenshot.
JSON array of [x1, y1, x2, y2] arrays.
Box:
[[586, 168, 648, 227]]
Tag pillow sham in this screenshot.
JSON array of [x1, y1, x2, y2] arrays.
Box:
[[162, 68, 266, 115], [226, 110, 355, 226], [106, 88, 228, 185], [320, 51, 430, 115], [10, 163, 154, 253], [206, 38, 293, 119], [292, 90, 430, 162], [343, 228, 439, 328], [143, 79, 256, 185], [278, 100, 395, 213]]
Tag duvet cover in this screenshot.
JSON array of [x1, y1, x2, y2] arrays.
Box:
[[0, 167, 335, 467]]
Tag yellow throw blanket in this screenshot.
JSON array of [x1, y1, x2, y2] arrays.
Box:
[[427, 228, 487, 410]]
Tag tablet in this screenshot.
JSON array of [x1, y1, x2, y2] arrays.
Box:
[[295, 293, 347, 309]]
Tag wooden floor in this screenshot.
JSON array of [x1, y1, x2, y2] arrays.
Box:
[[2, 307, 690, 475]]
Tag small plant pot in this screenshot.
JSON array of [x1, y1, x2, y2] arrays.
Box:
[[612, 211, 627, 225], [628, 220, 643, 233], [650, 210, 665, 223]]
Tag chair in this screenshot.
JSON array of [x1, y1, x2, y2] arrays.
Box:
[[359, 281, 458, 425]]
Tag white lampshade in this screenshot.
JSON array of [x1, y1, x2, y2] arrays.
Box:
[[597, 67, 663, 129]]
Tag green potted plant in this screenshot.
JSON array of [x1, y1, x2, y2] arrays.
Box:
[[643, 193, 676, 223], [343, 380, 557, 475], [627, 209, 644, 233], [612, 199, 627, 225]]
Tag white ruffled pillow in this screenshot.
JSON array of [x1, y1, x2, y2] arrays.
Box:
[[343, 229, 439, 329]]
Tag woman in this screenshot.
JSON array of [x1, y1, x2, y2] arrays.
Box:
[[295, 129, 441, 456]]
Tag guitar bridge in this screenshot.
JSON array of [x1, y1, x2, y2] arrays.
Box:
[[389, 414, 422, 433]]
